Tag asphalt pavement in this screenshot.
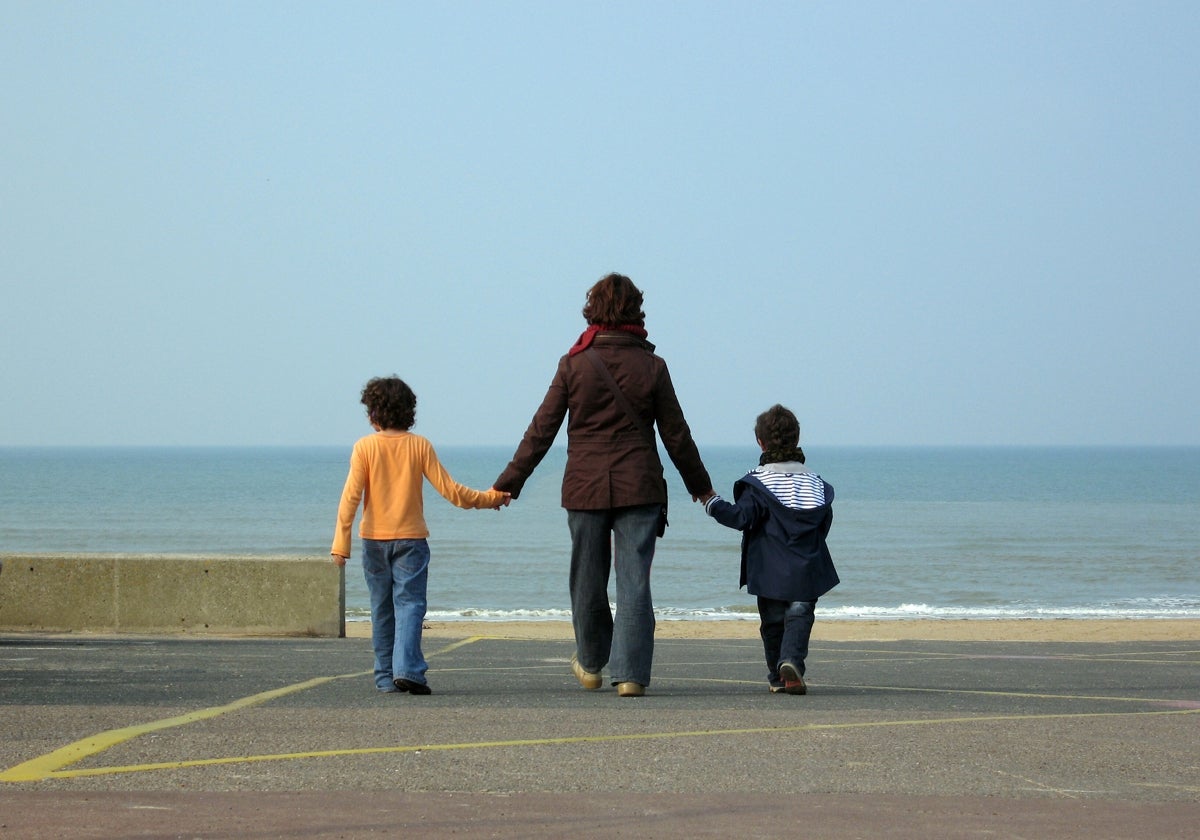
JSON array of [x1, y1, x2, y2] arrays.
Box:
[[1, 630, 1198, 838]]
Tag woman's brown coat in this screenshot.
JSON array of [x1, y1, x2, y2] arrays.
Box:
[[494, 332, 712, 509]]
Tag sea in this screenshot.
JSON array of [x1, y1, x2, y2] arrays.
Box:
[[1, 446, 1198, 623]]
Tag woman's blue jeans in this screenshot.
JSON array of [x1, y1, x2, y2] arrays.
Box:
[[567, 504, 659, 686], [362, 538, 430, 690], [757, 596, 817, 683]]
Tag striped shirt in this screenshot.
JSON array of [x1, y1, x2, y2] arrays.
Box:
[[749, 466, 826, 510]]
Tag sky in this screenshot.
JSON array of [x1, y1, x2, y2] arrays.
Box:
[[3, 2, 1198, 448]]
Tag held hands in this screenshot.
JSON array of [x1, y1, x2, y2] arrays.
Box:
[[693, 489, 717, 504], [331, 491, 511, 568]]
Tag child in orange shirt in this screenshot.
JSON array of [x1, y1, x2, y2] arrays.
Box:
[[332, 376, 508, 694]]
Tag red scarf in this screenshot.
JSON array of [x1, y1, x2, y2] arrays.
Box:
[[568, 324, 649, 356]]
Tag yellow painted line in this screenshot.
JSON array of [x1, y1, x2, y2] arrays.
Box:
[[0, 637, 478, 783], [6, 634, 1197, 784], [813, 646, 1200, 665], [427, 636, 489, 655], [658, 678, 1197, 708], [827, 682, 1193, 704], [34, 707, 1200, 780], [1134, 782, 1200, 794], [0, 671, 368, 783], [989, 768, 1088, 799]]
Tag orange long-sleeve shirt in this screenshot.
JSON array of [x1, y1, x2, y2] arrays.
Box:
[[331, 431, 503, 558]]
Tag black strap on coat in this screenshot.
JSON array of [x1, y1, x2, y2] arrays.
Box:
[[583, 348, 655, 445], [583, 348, 669, 535]]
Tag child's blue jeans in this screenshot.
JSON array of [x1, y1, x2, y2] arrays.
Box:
[[362, 538, 430, 690], [757, 596, 817, 683]]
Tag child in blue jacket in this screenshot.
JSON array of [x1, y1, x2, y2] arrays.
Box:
[[704, 405, 838, 694]]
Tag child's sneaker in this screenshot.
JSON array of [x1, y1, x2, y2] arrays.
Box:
[[768, 680, 786, 693], [778, 661, 807, 695]]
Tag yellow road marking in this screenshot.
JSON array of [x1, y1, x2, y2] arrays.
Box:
[[0, 671, 368, 782], [31, 708, 1200, 780], [811, 645, 1200, 665], [1134, 782, 1200, 793], [0, 637, 481, 783], [824, 682, 1191, 704], [4, 635, 1197, 784]]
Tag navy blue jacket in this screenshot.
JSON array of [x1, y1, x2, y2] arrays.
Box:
[[707, 472, 838, 602]]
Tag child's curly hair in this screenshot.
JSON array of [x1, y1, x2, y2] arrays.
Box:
[[755, 404, 806, 464], [361, 376, 416, 431]]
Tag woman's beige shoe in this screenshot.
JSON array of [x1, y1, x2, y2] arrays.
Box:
[[571, 655, 602, 690], [616, 682, 645, 697]]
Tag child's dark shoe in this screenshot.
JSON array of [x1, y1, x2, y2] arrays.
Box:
[[394, 678, 432, 695]]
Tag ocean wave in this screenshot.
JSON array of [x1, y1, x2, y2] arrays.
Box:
[[822, 602, 1200, 620], [346, 601, 1200, 622]]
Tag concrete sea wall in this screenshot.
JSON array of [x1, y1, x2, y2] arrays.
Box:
[[0, 554, 345, 637]]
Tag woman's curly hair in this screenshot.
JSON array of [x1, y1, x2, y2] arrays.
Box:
[[361, 376, 417, 431], [581, 273, 645, 326], [755, 404, 806, 464]]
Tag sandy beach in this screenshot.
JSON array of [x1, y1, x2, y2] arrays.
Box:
[[343, 618, 1200, 643]]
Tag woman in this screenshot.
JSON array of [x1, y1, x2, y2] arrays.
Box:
[[494, 273, 713, 697]]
